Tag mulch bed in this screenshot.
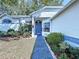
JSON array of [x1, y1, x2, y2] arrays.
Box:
[[0, 35, 32, 41], [0, 37, 20, 41]]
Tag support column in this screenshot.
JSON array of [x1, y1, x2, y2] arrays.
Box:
[[50, 20, 52, 32], [32, 17, 35, 37]]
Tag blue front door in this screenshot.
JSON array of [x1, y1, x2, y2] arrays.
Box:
[[35, 20, 42, 35]]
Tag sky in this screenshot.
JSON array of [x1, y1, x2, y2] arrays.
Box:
[[63, 0, 71, 5]]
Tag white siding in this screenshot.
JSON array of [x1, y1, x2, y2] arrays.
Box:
[[51, 1, 79, 38], [0, 15, 31, 32]]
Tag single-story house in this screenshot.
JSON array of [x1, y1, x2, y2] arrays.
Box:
[[31, 0, 79, 47], [31, 6, 63, 37], [0, 13, 31, 32]]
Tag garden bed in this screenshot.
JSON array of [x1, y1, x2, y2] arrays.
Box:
[[0, 37, 20, 41], [0, 24, 32, 41], [46, 32, 79, 59]]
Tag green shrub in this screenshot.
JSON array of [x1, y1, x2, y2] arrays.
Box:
[[0, 31, 4, 37], [7, 29, 15, 32], [47, 32, 64, 45], [7, 29, 16, 37], [0, 31, 7, 37], [69, 47, 79, 59], [51, 45, 60, 53], [27, 24, 32, 32], [23, 32, 31, 37], [19, 24, 32, 35], [19, 24, 28, 35], [58, 53, 69, 59], [59, 42, 69, 50], [70, 48, 79, 55]]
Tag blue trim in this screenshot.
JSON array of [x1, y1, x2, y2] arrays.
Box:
[[2, 19, 12, 24], [64, 35, 79, 45]]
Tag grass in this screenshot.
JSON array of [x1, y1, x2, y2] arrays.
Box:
[[0, 37, 35, 59]]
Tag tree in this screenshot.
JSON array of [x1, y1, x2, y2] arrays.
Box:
[[1, 0, 18, 6], [31, 2, 38, 11], [41, 0, 64, 6], [0, 0, 19, 15], [18, 0, 32, 15], [42, 0, 48, 5], [0, 0, 64, 15]]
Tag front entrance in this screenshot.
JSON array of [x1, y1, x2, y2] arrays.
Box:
[[35, 20, 42, 35]]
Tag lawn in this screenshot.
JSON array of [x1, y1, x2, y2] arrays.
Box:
[[0, 37, 35, 59]]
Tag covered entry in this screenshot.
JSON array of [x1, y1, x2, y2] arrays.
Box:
[[35, 20, 42, 35], [31, 6, 63, 37]]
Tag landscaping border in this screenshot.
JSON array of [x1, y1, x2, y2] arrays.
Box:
[[44, 37, 57, 59]]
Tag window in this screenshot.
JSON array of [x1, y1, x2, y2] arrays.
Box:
[[2, 19, 12, 24], [44, 22, 50, 32]]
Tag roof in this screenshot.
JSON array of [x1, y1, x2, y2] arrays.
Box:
[[30, 6, 63, 16], [0, 13, 31, 21], [0, 13, 10, 18], [11, 15, 30, 18], [50, 0, 76, 20], [30, 6, 63, 18]]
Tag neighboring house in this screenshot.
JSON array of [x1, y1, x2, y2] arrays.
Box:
[[31, 6, 63, 37], [0, 13, 31, 32], [11, 15, 31, 25], [0, 14, 14, 32]]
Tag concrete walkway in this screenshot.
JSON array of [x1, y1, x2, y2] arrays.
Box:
[[32, 34, 53, 59]]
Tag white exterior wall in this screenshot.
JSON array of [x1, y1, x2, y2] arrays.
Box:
[[0, 16, 31, 32], [51, 1, 79, 38], [0, 16, 19, 32]]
